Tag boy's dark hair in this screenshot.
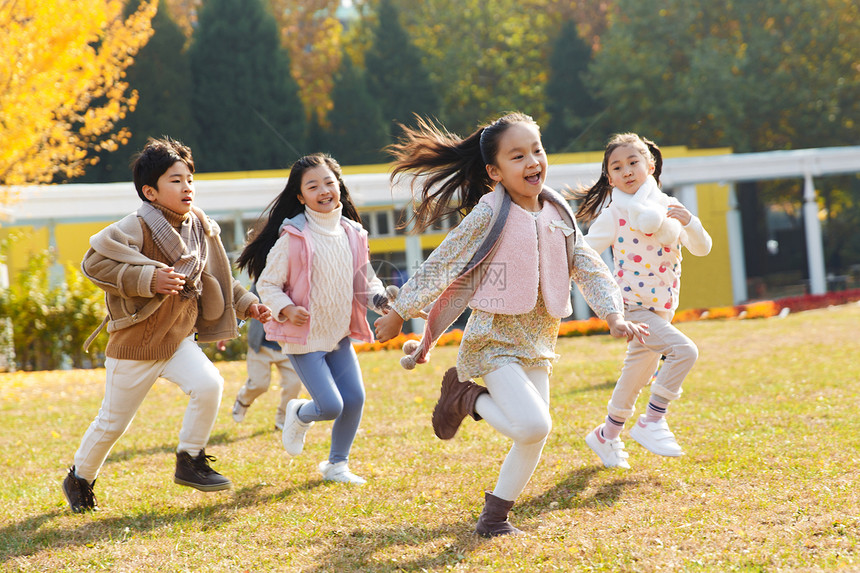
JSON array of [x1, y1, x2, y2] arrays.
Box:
[[236, 153, 362, 281], [387, 112, 538, 233], [131, 137, 195, 202]]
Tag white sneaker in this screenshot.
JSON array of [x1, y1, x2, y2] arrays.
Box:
[[630, 415, 684, 457], [318, 460, 366, 485], [231, 399, 249, 423], [281, 399, 313, 456], [274, 420, 285, 431], [585, 424, 630, 469]]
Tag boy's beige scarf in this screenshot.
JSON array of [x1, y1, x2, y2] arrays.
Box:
[[138, 202, 207, 299]]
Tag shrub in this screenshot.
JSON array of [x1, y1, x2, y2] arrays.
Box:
[[0, 251, 107, 371]]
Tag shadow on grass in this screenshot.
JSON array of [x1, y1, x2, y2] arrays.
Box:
[[0, 476, 321, 563], [104, 428, 273, 464], [305, 522, 494, 572], [520, 464, 635, 514], [300, 467, 631, 572], [561, 379, 617, 395]]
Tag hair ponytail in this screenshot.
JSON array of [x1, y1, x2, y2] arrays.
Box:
[[389, 112, 538, 233], [642, 137, 663, 186], [388, 117, 491, 233], [575, 173, 613, 222]]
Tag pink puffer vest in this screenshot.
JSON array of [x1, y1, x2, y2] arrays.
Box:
[[263, 214, 375, 345]]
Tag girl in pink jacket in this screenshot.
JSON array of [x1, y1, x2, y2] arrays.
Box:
[[577, 133, 712, 469], [374, 113, 647, 537], [237, 153, 390, 485]]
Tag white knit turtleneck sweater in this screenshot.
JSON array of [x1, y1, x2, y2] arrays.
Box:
[[280, 205, 353, 354]]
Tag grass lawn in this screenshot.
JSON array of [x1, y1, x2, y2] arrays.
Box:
[[1, 303, 859, 572]]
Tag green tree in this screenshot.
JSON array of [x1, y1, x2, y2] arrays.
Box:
[[347, 0, 550, 135], [323, 53, 388, 165], [348, 0, 613, 136], [80, 0, 195, 182], [543, 19, 602, 152], [588, 0, 860, 152], [189, 0, 306, 171], [364, 0, 440, 139]]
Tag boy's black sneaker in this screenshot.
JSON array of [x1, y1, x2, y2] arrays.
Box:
[[174, 450, 232, 492], [62, 466, 98, 513]]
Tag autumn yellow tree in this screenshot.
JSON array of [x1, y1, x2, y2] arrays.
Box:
[[269, 0, 344, 123], [0, 0, 156, 190]]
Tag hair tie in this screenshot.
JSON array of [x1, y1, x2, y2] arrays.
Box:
[[479, 128, 487, 160]]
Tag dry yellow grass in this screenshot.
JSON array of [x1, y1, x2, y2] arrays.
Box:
[[1, 304, 859, 571]]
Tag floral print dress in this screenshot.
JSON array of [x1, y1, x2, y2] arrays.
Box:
[[391, 200, 623, 380]]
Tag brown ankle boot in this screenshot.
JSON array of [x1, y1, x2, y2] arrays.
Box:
[[432, 367, 489, 439], [475, 491, 523, 537]]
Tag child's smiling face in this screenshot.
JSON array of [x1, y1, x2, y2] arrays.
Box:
[[298, 165, 341, 214], [485, 121, 547, 212], [143, 161, 194, 214]]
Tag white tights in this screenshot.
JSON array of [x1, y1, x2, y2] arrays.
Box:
[[475, 363, 551, 502]]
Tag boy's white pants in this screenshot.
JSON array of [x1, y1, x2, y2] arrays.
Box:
[[236, 345, 302, 426], [73, 336, 224, 482], [475, 363, 552, 502]]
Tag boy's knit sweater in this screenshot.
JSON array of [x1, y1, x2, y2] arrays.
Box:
[[83, 204, 257, 360], [106, 206, 199, 360]]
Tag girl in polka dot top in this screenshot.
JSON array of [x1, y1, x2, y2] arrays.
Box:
[[576, 133, 712, 469]]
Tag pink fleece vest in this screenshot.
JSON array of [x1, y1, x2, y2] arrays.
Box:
[[469, 191, 573, 318], [263, 216, 374, 345]]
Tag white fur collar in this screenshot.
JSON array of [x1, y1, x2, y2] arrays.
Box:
[[609, 175, 661, 209]]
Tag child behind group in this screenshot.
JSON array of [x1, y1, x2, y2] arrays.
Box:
[[374, 113, 647, 537], [231, 289, 303, 431], [237, 153, 391, 485], [577, 133, 712, 469], [63, 137, 271, 513]]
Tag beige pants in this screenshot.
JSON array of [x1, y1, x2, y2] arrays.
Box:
[[236, 345, 302, 426], [74, 336, 223, 481], [606, 307, 698, 421]]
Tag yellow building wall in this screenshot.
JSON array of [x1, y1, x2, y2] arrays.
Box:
[[679, 182, 733, 310], [671, 147, 734, 310], [0, 226, 49, 278], [0, 222, 108, 279]]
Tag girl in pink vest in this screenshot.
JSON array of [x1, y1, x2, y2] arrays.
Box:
[[374, 113, 647, 537], [237, 154, 391, 485], [576, 133, 712, 470]]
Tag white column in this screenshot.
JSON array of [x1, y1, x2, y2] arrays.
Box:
[[404, 233, 425, 334], [232, 211, 250, 285], [802, 171, 827, 294], [47, 220, 64, 288], [726, 184, 748, 304], [676, 184, 699, 215], [232, 210, 245, 251]]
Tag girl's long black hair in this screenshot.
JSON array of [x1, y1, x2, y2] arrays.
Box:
[[388, 112, 538, 233], [236, 153, 361, 280], [575, 133, 663, 222]]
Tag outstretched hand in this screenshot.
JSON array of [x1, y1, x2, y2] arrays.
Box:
[[374, 311, 404, 343], [248, 303, 272, 323], [606, 312, 649, 343]]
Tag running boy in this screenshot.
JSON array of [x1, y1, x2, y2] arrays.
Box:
[[62, 137, 271, 513]]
